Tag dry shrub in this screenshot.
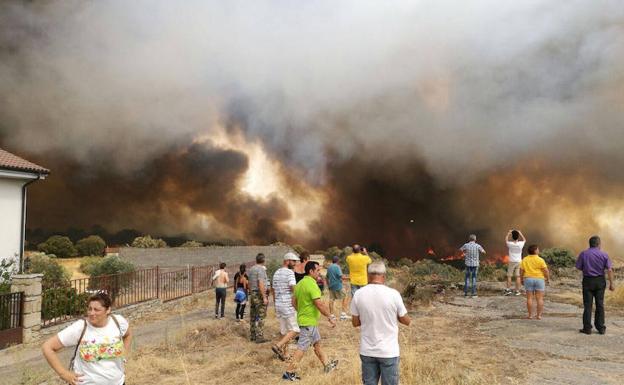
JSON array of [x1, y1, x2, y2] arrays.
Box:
[[478, 264, 507, 282], [607, 285, 624, 306], [409, 260, 463, 283], [179, 320, 248, 351], [403, 284, 437, 306], [549, 267, 578, 280]]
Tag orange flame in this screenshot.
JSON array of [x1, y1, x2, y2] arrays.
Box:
[[440, 250, 465, 261], [485, 254, 509, 265]]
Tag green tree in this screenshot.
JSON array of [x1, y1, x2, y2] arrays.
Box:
[[37, 235, 77, 258], [76, 235, 106, 256], [131, 235, 168, 248], [87, 256, 135, 304], [28, 254, 71, 287], [0, 258, 16, 293], [79, 256, 104, 275], [88, 256, 135, 277], [541, 248, 576, 268]]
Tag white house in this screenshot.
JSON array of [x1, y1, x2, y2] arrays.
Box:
[[0, 148, 49, 272]]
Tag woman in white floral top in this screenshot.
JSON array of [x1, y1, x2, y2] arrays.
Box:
[[42, 292, 133, 385]]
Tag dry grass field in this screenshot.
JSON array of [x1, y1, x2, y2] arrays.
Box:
[[123, 296, 521, 385], [55, 258, 89, 280]]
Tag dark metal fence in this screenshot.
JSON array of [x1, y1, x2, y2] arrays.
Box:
[[42, 268, 160, 327], [191, 265, 215, 294], [90, 268, 159, 308], [0, 291, 23, 349], [159, 268, 192, 302], [41, 262, 251, 327]]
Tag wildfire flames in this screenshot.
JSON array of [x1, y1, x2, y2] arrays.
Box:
[[429, 247, 509, 265], [489, 254, 510, 265]]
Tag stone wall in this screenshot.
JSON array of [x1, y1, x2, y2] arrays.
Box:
[[10, 274, 43, 343], [119, 245, 293, 270]]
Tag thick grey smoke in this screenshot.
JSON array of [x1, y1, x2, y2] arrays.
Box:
[[2, 1, 624, 255]]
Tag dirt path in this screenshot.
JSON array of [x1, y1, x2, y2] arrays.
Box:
[[439, 289, 624, 385]]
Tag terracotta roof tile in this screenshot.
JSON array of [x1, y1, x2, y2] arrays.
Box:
[[0, 148, 50, 174]]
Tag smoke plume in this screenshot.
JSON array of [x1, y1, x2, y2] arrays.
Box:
[[1, 1, 624, 257]]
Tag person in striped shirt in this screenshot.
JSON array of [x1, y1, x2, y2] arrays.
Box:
[[460, 234, 486, 298], [271, 252, 301, 361]]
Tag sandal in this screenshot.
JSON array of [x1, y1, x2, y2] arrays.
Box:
[[271, 345, 286, 361]]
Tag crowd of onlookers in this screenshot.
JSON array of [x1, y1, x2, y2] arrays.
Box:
[[207, 244, 409, 383], [39, 232, 616, 385]]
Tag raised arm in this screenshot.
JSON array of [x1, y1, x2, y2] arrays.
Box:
[[518, 230, 526, 242], [505, 230, 512, 243]]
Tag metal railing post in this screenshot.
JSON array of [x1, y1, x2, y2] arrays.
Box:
[[191, 267, 196, 293], [156, 266, 160, 299]]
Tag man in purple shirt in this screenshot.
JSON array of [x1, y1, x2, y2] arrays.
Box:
[[576, 235, 615, 335]]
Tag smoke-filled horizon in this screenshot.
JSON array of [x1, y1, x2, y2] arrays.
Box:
[[2, 1, 624, 257]]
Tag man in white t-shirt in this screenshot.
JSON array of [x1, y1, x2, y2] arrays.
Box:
[[350, 262, 411, 385], [505, 229, 526, 296], [271, 252, 300, 361]]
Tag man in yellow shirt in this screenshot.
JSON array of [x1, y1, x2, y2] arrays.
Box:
[[346, 244, 372, 297], [520, 245, 550, 320]]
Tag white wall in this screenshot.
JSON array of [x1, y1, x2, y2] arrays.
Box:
[[0, 177, 27, 269]]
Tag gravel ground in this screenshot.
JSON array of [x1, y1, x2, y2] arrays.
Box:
[[441, 284, 624, 385]]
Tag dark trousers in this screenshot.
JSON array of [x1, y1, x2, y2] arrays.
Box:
[[582, 276, 606, 331], [236, 302, 246, 319], [215, 288, 226, 317]]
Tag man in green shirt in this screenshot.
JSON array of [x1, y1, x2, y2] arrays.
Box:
[[281, 261, 338, 381]]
